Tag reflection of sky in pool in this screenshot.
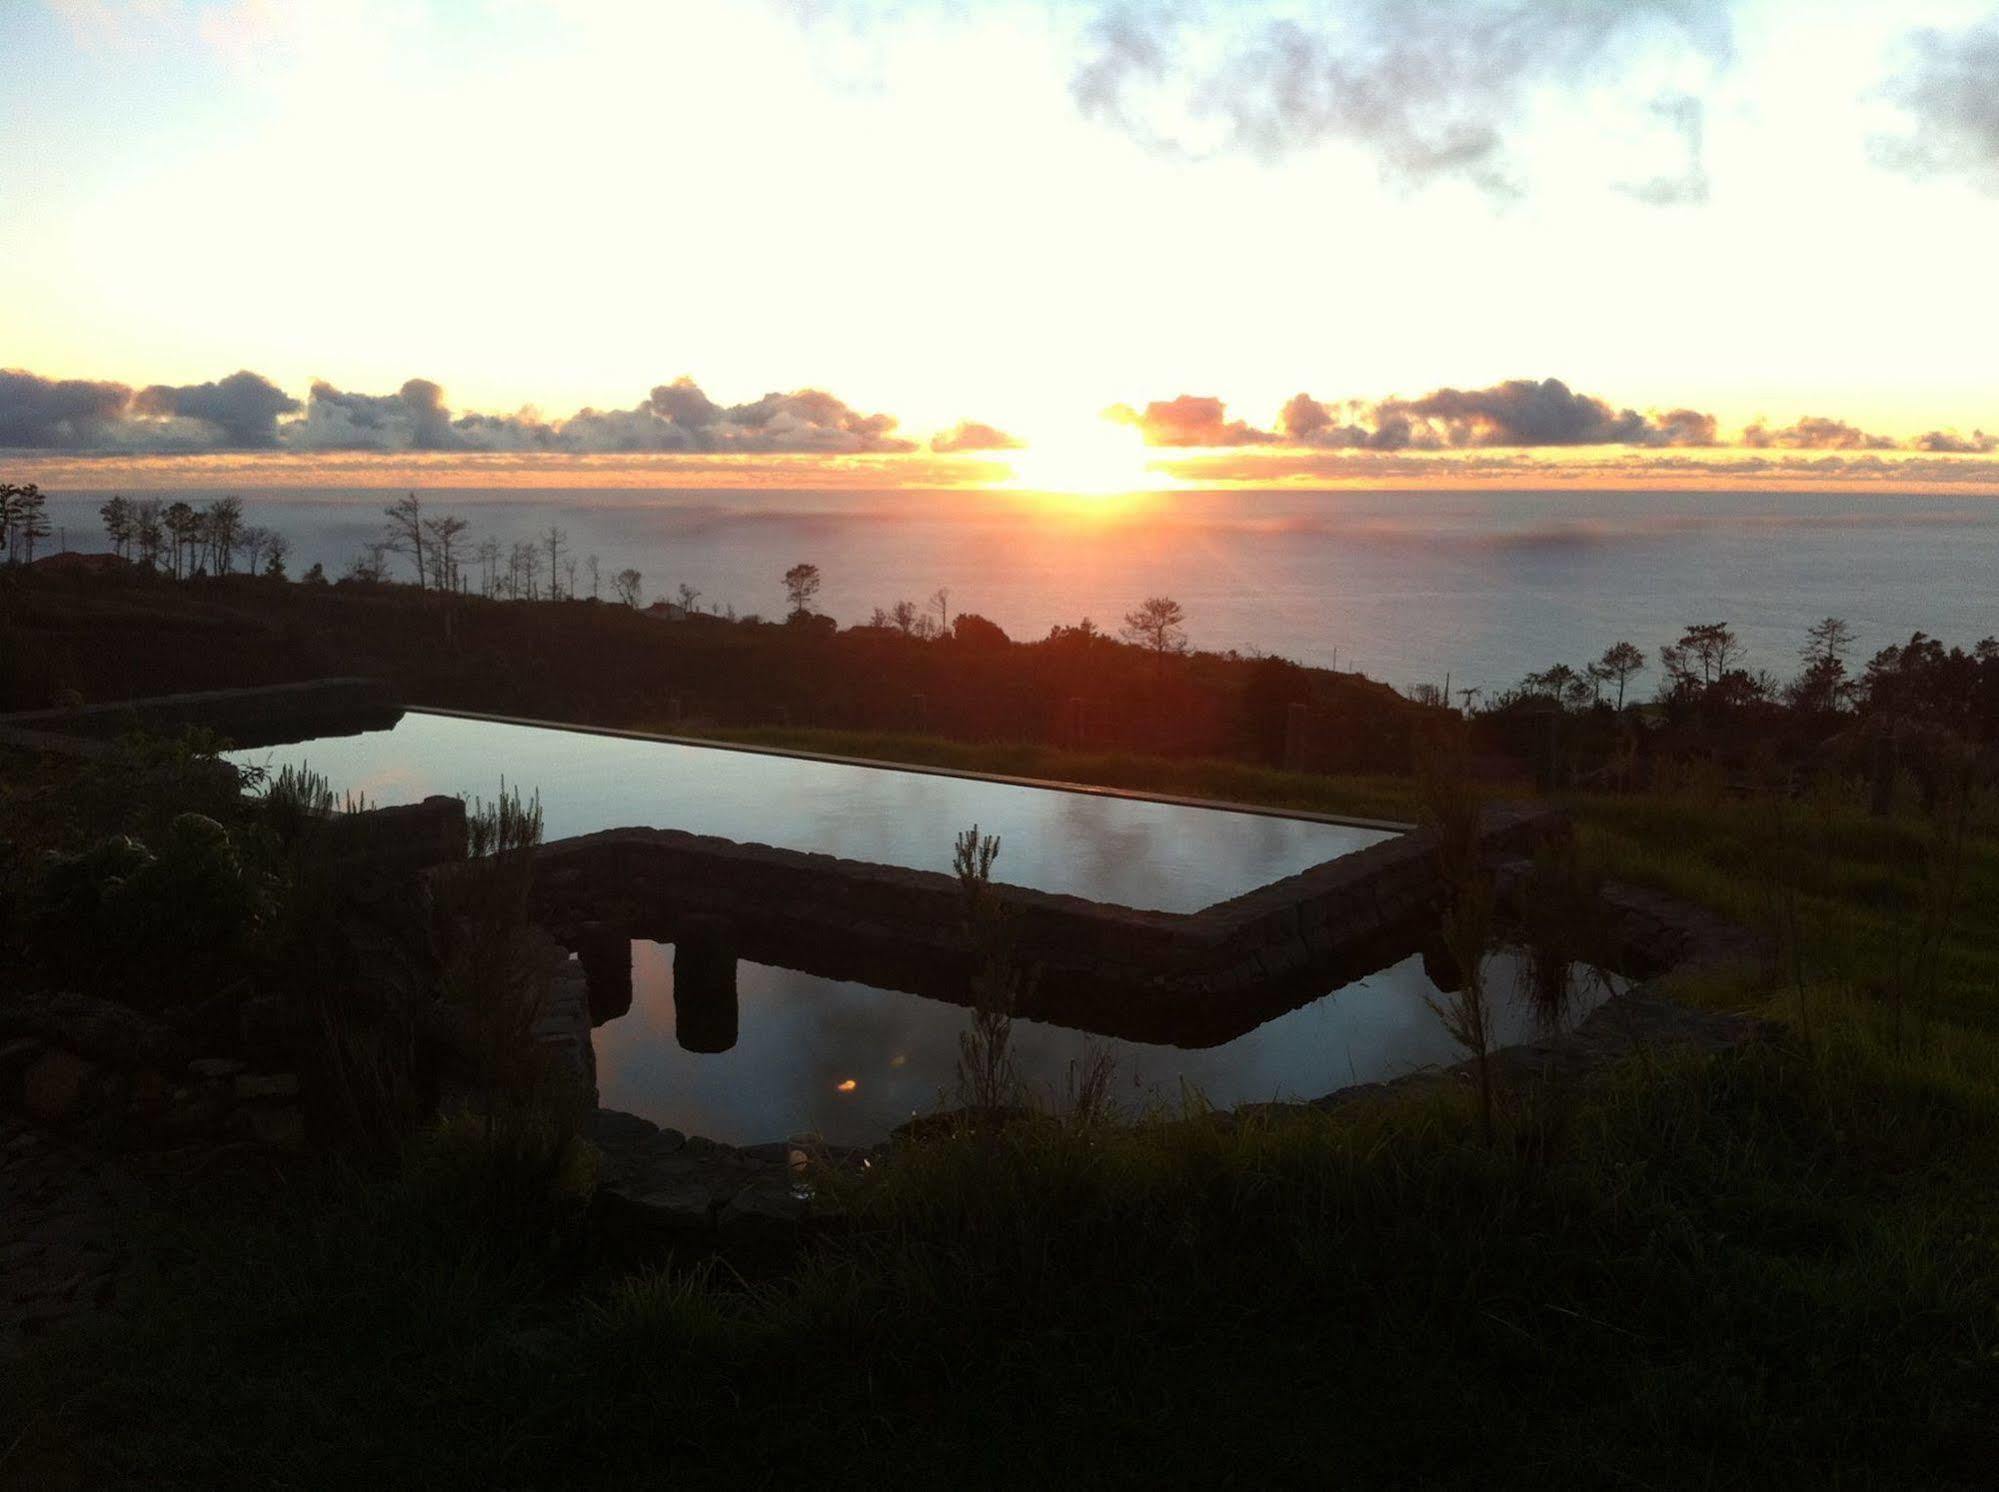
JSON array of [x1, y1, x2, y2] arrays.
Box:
[[226, 710, 1396, 911], [597, 947, 1615, 1147], [228, 711, 1606, 1145]]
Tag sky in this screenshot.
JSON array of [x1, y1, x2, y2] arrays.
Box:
[[3, 0, 1999, 490]]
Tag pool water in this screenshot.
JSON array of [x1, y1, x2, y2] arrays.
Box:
[[598, 945, 1613, 1146], [227, 709, 1394, 912]]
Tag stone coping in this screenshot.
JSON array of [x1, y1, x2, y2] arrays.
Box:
[[0, 678, 404, 754]]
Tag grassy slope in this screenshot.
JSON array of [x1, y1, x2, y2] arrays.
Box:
[[7, 732, 1999, 1489]]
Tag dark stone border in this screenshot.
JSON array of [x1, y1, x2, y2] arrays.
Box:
[[0, 678, 403, 754], [503, 802, 1562, 1046]]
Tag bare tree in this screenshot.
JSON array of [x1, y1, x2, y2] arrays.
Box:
[[476, 539, 501, 596], [510, 540, 542, 600], [677, 582, 701, 613], [345, 540, 392, 584], [931, 586, 950, 634], [424, 514, 470, 593], [613, 567, 644, 607], [382, 493, 428, 590], [889, 598, 919, 635], [544, 526, 568, 600], [585, 553, 601, 600], [783, 562, 822, 616], [1121, 596, 1188, 656]]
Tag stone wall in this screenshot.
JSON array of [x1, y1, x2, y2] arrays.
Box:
[[499, 802, 1562, 1046], [0, 677, 402, 753]]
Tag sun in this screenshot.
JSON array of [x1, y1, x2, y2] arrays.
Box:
[[1001, 419, 1165, 496]]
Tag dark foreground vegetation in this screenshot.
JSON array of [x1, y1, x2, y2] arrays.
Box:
[[4, 555, 1999, 1487]]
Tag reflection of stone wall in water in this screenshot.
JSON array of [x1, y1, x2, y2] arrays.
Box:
[[514, 803, 1566, 1048]]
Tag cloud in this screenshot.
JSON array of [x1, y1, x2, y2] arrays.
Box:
[[1392, 377, 1718, 448], [554, 379, 917, 454], [1105, 394, 1280, 447], [132, 370, 300, 448], [1248, 379, 1718, 451], [1740, 415, 1897, 451], [1876, 19, 1999, 193], [287, 378, 464, 451], [0, 365, 919, 456], [1070, 0, 1735, 197], [0, 369, 134, 447], [1617, 93, 1711, 207], [1912, 428, 1998, 454], [931, 419, 1024, 453]]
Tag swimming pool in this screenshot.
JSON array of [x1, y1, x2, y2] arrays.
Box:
[[230, 710, 1606, 1143]]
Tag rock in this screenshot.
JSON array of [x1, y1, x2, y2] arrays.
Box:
[[0, 992, 187, 1072], [234, 1073, 299, 1101], [0, 1037, 46, 1084], [21, 1051, 96, 1124], [718, 1174, 815, 1234], [189, 1057, 245, 1080], [247, 1106, 306, 1149], [238, 995, 307, 1065], [582, 1108, 659, 1149]]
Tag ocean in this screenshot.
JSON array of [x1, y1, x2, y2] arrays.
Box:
[[33, 486, 1999, 698]]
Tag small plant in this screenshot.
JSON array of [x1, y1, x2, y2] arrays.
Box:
[[1414, 722, 1499, 1145], [952, 823, 1023, 1116]]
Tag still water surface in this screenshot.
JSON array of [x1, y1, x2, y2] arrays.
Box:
[[228, 709, 1392, 912]]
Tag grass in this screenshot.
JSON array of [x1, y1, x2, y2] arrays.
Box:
[[7, 733, 1999, 1488]]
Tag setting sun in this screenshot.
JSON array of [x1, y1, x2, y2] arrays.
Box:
[[1002, 419, 1164, 496]]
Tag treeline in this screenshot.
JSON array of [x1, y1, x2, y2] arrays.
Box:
[[1487, 617, 1999, 739]]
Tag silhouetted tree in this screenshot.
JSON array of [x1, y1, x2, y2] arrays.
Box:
[[99, 495, 134, 558], [382, 493, 428, 589], [931, 586, 951, 634], [344, 541, 392, 584], [205, 496, 245, 574], [162, 501, 198, 579], [1791, 617, 1857, 715], [951, 612, 1008, 649], [585, 554, 601, 600], [301, 561, 327, 585], [783, 562, 822, 616], [613, 567, 643, 607], [1664, 622, 1743, 689], [1, 482, 49, 564], [544, 526, 568, 599], [1121, 596, 1188, 655], [261, 532, 291, 578], [1595, 641, 1646, 709], [424, 514, 470, 592], [133, 499, 164, 571], [889, 599, 920, 635], [677, 582, 702, 613]]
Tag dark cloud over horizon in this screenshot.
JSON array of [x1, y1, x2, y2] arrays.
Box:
[[1267, 378, 1718, 451], [0, 368, 917, 456], [931, 420, 1024, 453], [1106, 395, 1282, 447]]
